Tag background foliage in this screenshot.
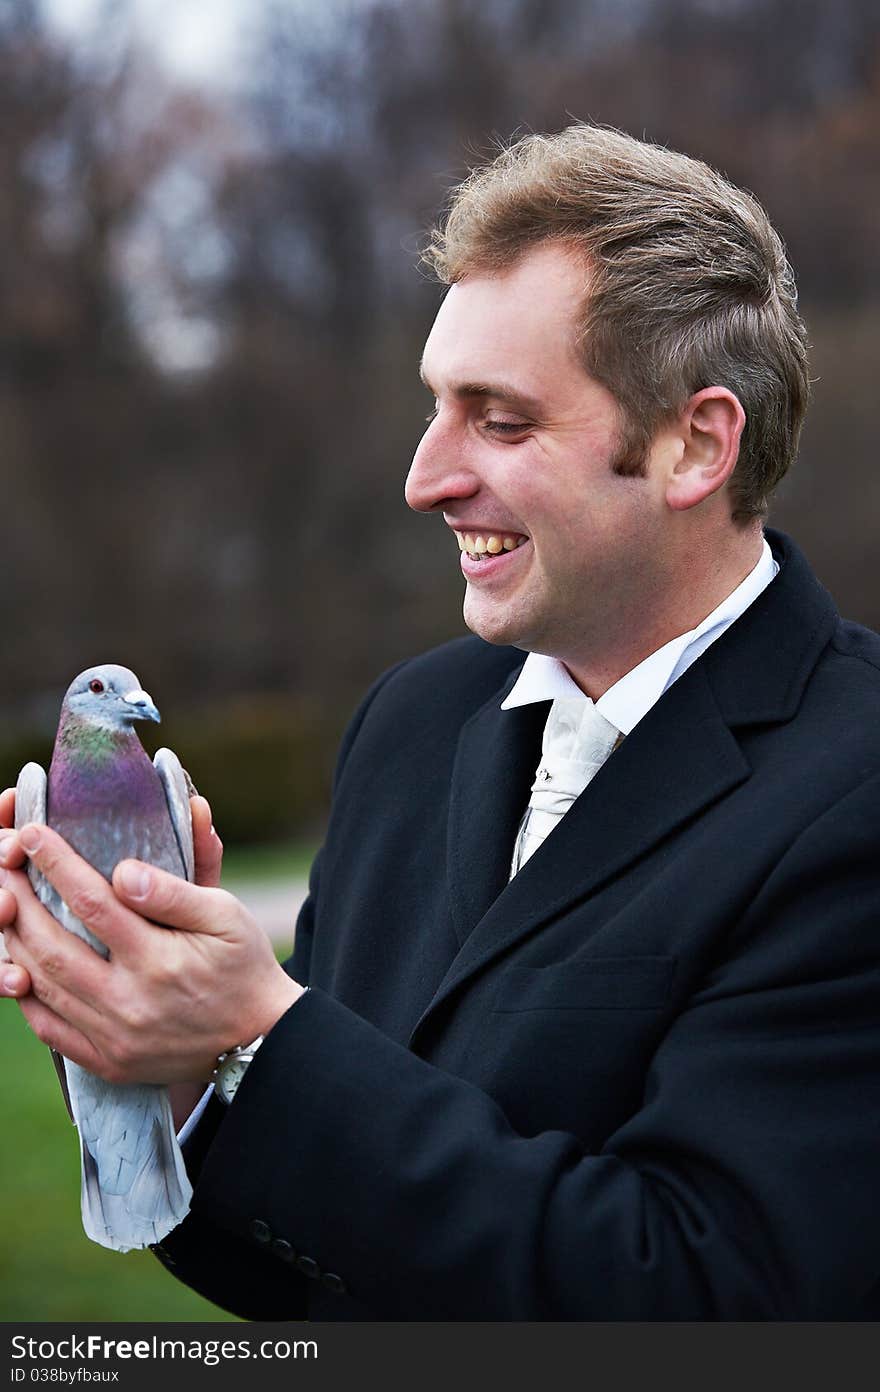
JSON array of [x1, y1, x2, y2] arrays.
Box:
[[2, 0, 879, 838]]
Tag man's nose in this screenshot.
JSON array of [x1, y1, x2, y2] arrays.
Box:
[[404, 416, 479, 514]]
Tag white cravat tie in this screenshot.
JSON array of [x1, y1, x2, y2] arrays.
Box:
[[510, 696, 621, 877]]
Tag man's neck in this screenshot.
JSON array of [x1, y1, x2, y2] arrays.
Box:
[[562, 526, 766, 701]]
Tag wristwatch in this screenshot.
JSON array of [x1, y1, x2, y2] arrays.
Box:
[[212, 1035, 264, 1105]]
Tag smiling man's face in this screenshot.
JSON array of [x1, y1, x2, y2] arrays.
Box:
[[405, 241, 671, 675]]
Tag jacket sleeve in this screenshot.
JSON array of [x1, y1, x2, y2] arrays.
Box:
[[151, 661, 409, 1319], [162, 770, 880, 1319]]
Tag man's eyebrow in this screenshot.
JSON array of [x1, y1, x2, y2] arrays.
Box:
[[418, 364, 543, 417]]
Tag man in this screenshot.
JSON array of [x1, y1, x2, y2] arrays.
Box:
[[2, 125, 880, 1320]]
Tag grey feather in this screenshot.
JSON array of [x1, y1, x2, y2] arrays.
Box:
[[154, 748, 195, 884]]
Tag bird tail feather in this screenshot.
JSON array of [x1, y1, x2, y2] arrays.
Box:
[[74, 1084, 193, 1254]]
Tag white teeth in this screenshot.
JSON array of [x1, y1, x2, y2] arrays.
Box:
[[457, 533, 466, 551], [464, 533, 475, 551], [503, 536, 517, 551], [486, 536, 503, 554], [474, 536, 487, 553]]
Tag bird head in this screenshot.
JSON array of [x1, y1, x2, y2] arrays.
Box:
[[62, 665, 162, 731]]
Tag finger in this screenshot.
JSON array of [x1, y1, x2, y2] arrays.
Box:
[[2, 900, 32, 996], [0, 787, 14, 830], [0, 882, 17, 927], [15, 824, 151, 960], [17, 992, 105, 1076], [191, 795, 223, 889], [3, 898, 109, 1025], [3, 924, 109, 1067], [3, 861, 121, 1020], [113, 858, 244, 937], [0, 828, 27, 870], [0, 958, 31, 998]]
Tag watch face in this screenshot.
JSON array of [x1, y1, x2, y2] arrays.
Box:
[[219, 1055, 249, 1102]]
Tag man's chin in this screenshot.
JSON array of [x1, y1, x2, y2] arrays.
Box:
[[463, 596, 533, 650]]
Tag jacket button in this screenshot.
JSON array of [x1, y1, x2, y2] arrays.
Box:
[[321, 1272, 347, 1296], [251, 1219, 272, 1244], [296, 1255, 320, 1279], [272, 1238, 296, 1263]]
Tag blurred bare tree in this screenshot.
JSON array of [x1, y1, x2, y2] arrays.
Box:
[[2, 0, 878, 838]]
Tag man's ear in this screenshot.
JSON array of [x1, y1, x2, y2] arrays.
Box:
[[664, 387, 746, 513]]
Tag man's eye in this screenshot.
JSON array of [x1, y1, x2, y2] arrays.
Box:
[[483, 418, 529, 435]]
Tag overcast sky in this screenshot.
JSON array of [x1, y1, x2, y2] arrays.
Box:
[[42, 0, 246, 86]]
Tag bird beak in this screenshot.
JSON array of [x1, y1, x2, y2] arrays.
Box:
[[121, 688, 162, 724]]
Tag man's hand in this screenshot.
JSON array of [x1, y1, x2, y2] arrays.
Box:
[[0, 788, 303, 1085], [0, 786, 29, 997]]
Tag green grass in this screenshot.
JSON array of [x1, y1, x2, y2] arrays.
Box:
[[219, 839, 318, 884], [0, 1008, 241, 1321], [0, 1004, 240, 1321]]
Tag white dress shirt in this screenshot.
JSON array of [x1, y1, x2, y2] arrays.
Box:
[[504, 538, 778, 873]]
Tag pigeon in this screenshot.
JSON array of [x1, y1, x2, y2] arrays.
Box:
[[15, 664, 195, 1253]]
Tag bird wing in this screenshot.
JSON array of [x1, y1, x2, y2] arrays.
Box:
[[153, 748, 195, 883], [15, 760, 47, 866], [14, 761, 74, 1122]]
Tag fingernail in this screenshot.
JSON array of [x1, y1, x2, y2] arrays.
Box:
[[119, 862, 151, 898], [0, 867, 7, 886], [19, 826, 41, 853], [2, 969, 19, 994], [0, 837, 12, 865]]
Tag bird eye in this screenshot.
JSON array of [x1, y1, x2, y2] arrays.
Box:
[[89, 679, 105, 694]]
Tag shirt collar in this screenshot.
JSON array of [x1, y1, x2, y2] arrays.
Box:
[[501, 538, 778, 735]]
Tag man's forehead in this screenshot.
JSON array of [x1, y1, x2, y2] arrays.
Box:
[[422, 247, 586, 370], [420, 305, 591, 419]]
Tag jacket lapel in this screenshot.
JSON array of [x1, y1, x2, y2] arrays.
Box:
[[412, 528, 839, 1044], [445, 674, 548, 946]]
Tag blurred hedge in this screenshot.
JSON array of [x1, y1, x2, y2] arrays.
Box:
[[0, 693, 336, 847]]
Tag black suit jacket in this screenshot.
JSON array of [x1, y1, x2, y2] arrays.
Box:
[[158, 529, 880, 1319]]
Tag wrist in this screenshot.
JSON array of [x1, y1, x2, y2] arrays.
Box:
[[212, 978, 307, 1106], [169, 1080, 210, 1132], [258, 973, 307, 1037]]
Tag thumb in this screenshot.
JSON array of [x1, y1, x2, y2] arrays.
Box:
[[113, 860, 244, 937], [191, 795, 223, 889]]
